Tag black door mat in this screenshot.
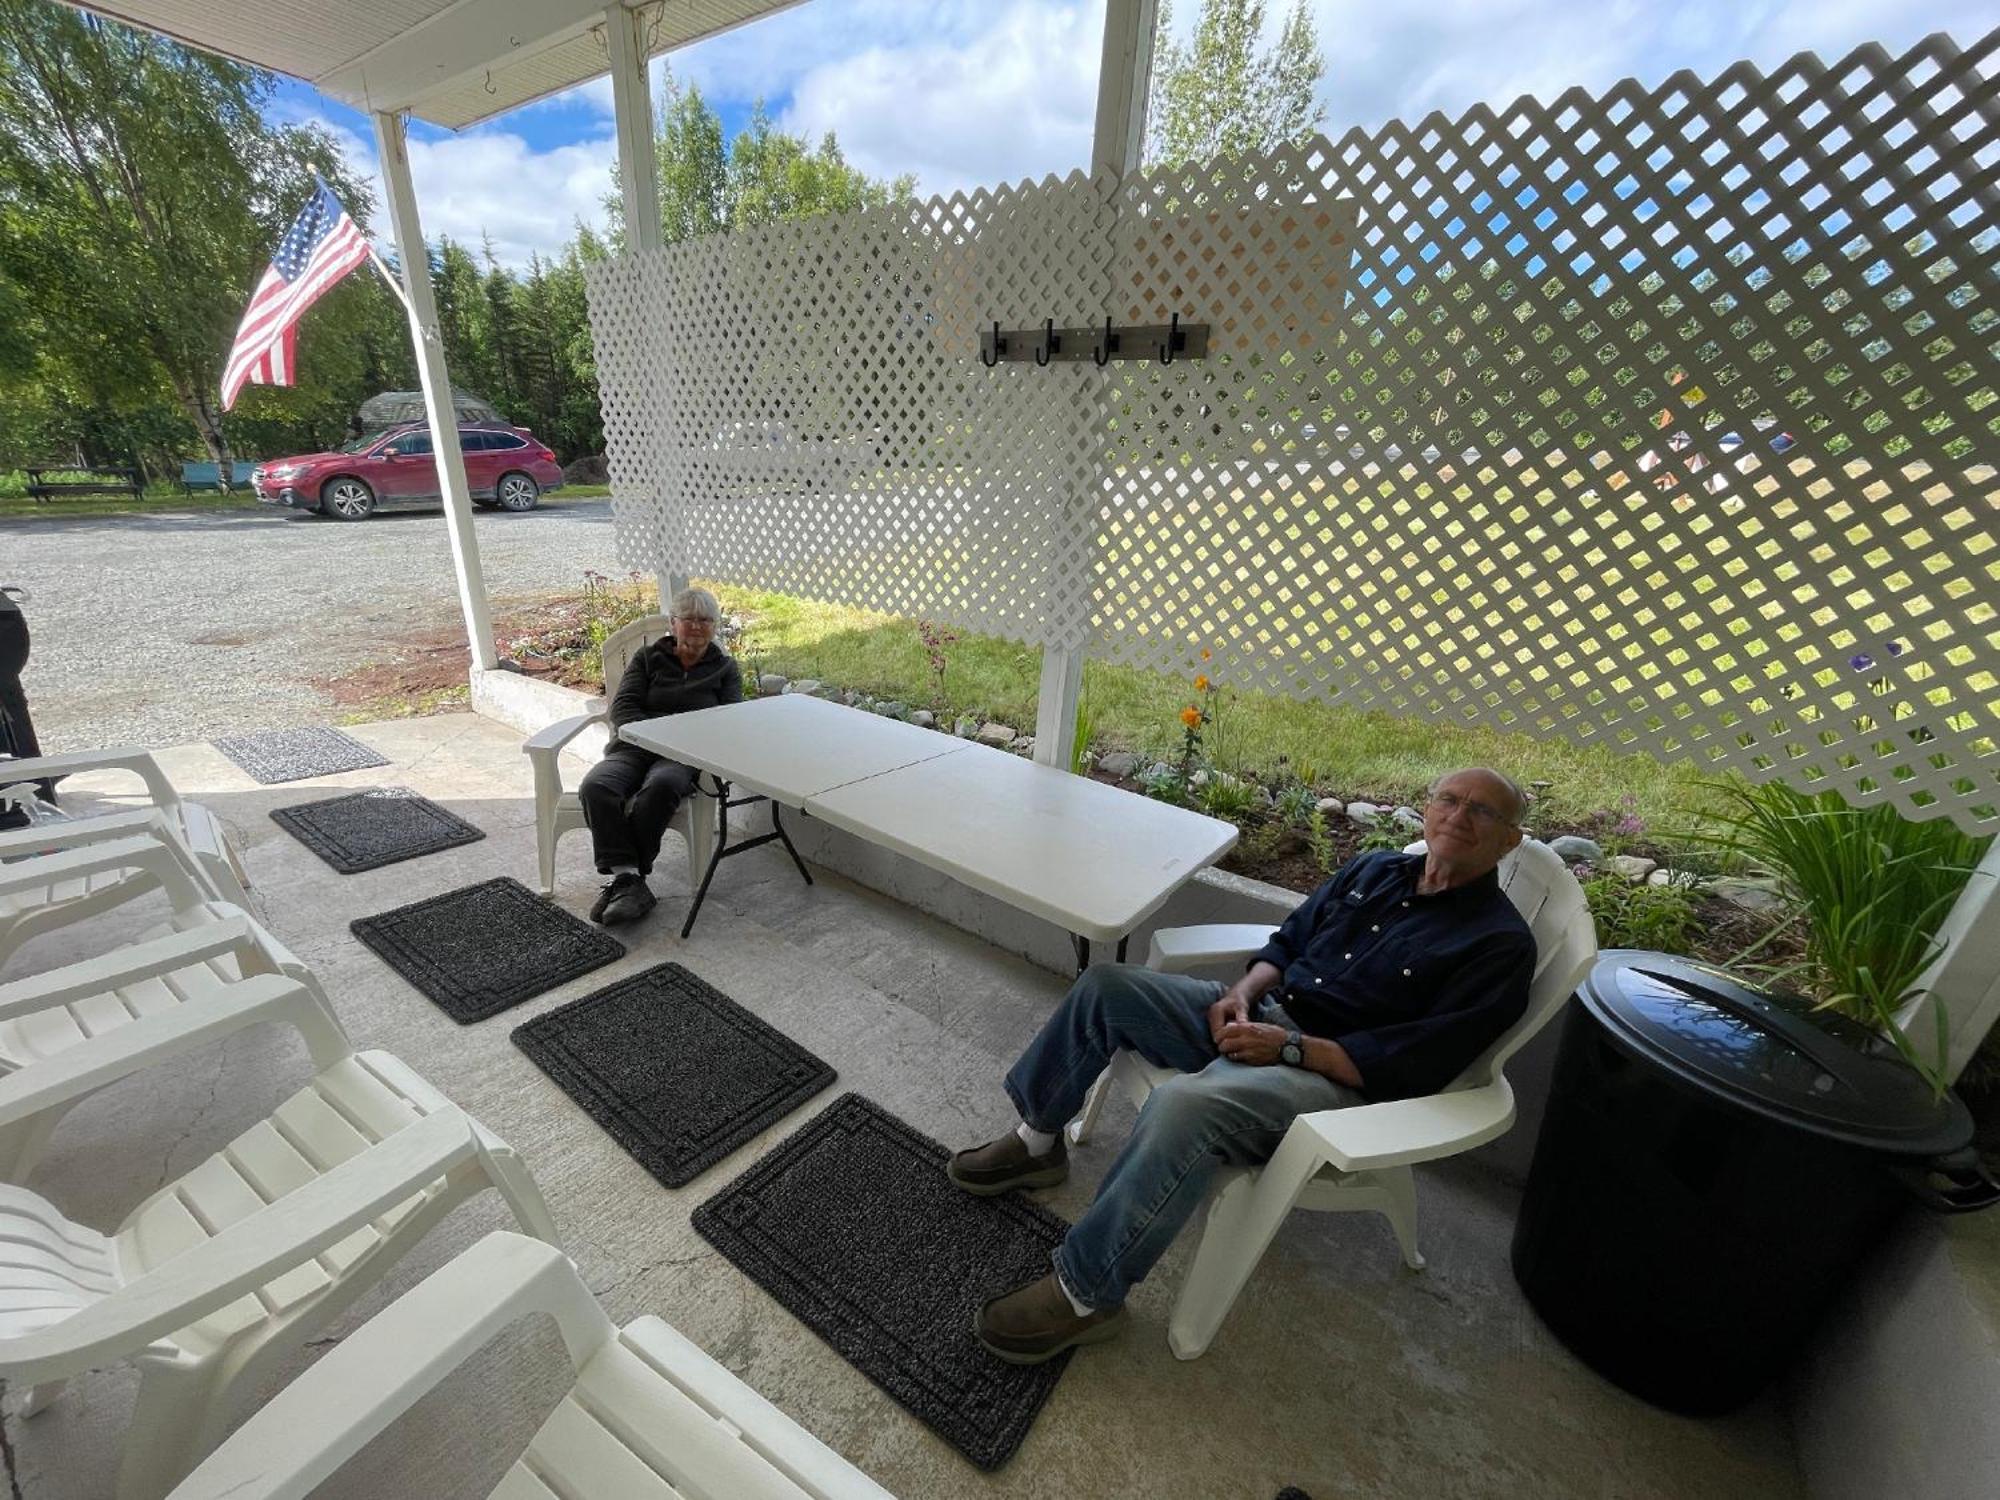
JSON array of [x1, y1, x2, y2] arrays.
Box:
[[350, 876, 622, 1024], [512, 962, 835, 1188], [271, 787, 485, 873], [215, 726, 389, 784], [693, 1093, 1073, 1471]]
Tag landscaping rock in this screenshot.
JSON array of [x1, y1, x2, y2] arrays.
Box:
[[1190, 769, 1210, 789], [1146, 762, 1174, 782], [841, 689, 861, 707], [1099, 751, 1141, 779], [909, 709, 935, 728], [1346, 801, 1384, 828], [1011, 736, 1035, 755], [1648, 867, 1703, 890], [1391, 805, 1424, 832], [1549, 835, 1603, 864], [1315, 796, 1346, 817], [1608, 855, 1657, 883], [875, 700, 907, 719], [954, 716, 980, 738], [1712, 877, 1787, 914], [976, 722, 1016, 747], [758, 673, 789, 697], [561, 453, 608, 485], [785, 678, 821, 697]]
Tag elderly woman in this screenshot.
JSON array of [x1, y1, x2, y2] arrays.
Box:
[[579, 586, 742, 926]]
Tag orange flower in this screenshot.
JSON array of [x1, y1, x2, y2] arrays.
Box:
[[1194, 674, 1210, 692], [1180, 705, 1203, 730], [1200, 648, 1213, 661]]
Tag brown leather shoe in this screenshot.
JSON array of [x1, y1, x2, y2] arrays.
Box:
[[946, 1131, 1067, 1195], [975, 1273, 1127, 1364]]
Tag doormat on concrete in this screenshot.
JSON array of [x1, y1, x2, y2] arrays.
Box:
[[270, 787, 485, 874], [351, 876, 622, 1024], [214, 726, 388, 784], [513, 962, 834, 1188], [693, 1093, 1072, 1470]]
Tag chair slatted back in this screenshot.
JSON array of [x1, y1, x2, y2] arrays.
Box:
[[598, 614, 675, 695]]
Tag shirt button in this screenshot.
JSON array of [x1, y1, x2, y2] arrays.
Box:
[[1371, 924, 1379, 932], [1403, 968, 1412, 977], [1314, 977, 1322, 985], [1344, 952, 1352, 960], [1401, 901, 1409, 908]]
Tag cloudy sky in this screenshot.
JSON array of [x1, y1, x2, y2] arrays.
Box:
[[268, 0, 1998, 270]]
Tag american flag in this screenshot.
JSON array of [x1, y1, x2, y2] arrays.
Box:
[[220, 176, 373, 411]]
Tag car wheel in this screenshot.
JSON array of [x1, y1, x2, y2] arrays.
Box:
[[322, 477, 376, 521], [496, 471, 540, 512]]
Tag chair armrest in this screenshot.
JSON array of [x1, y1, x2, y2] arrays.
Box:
[[0, 808, 162, 857], [0, 747, 179, 808], [2, 1107, 479, 1387], [522, 710, 608, 758], [0, 913, 257, 1020], [1146, 923, 1276, 974], [0, 974, 349, 1128], [169, 1233, 611, 1500], [1291, 1080, 1516, 1174], [0, 833, 197, 903]]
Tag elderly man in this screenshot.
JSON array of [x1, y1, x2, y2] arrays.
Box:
[[950, 766, 1536, 1363]]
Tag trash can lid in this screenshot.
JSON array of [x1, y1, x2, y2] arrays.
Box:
[[1579, 950, 1970, 1156]]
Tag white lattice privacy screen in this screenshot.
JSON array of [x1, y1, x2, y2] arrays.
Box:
[[588, 29, 2000, 829]]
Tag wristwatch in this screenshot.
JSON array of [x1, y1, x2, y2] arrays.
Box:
[[1280, 1029, 1304, 1067]]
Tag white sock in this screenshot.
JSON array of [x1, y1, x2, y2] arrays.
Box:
[[609, 864, 641, 877], [1056, 1272, 1095, 1317], [1015, 1122, 1059, 1155]]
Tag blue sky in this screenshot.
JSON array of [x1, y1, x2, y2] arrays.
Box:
[[269, 0, 2000, 270]]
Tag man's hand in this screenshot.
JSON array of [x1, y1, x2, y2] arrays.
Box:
[[1216, 1020, 1289, 1066], [1207, 988, 1251, 1044]]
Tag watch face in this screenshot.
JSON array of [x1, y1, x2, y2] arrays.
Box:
[[1282, 1042, 1303, 1065]]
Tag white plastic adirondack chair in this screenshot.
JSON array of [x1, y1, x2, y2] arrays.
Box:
[[0, 823, 226, 966], [0, 902, 338, 1181], [1068, 838, 1597, 1359], [523, 614, 714, 896], [0, 1020, 559, 1500], [1, 746, 251, 906], [169, 1231, 897, 1500]]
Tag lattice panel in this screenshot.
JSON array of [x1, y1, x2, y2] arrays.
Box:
[[588, 28, 2000, 830]]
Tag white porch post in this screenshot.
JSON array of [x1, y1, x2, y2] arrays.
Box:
[[1033, 0, 1156, 769], [1898, 837, 2000, 1083], [372, 109, 497, 671], [605, 1, 685, 616]]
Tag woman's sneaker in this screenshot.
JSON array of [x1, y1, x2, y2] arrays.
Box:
[[590, 872, 639, 924]]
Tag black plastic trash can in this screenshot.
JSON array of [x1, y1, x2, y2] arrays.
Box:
[[1512, 950, 1996, 1415]]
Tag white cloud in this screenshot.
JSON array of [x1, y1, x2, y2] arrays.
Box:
[[282, 104, 616, 270]]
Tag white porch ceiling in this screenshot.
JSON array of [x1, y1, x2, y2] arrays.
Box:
[[69, 0, 803, 128]]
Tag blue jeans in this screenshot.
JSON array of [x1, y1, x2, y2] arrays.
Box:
[[1003, 963, 1358, 1309]]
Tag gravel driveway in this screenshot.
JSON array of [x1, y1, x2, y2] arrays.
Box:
[[1, 499, 625, 750]]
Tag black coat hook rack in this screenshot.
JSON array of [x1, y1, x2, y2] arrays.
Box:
[[979, 315, 1207, 369]]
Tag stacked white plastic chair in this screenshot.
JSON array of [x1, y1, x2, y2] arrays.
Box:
[[1069, 838, 1598, 1358], [169, 1231, 898, 1500], [523, 613, 712, 896]]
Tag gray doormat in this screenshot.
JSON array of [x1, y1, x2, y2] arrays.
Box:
[[215, 726, 388, 784], [693, 1093, 1072, 1470], [271, 787, 484, 873], [512, 963, 835, 1188], [351, 876, 622, 1024]]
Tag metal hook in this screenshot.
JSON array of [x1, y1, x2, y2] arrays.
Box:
[[482, 68, 496, 96], [981, 320, 1002, 369], [1159, 311, 1179, 366], [1094, 315, 1116, 368], [1035, 317, 1055, 367]]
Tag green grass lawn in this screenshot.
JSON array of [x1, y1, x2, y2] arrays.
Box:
[[0, 479, 259, 520], [716, 582, 1731, 830]]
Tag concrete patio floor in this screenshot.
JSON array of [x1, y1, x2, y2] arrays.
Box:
[[2, 711, 1804, 1499]]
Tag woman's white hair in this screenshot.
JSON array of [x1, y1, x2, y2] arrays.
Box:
[[669, 586, 720, 622]]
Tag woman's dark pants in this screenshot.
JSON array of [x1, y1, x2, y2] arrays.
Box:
[[578, 747, 698, 875]]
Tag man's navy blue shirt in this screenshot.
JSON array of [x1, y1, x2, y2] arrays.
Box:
[[1251, 850, 1535, 1101]]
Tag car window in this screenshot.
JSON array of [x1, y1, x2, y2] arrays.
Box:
[[487, 432, 527, 450], [393, 433, 433, 457], [459, 431, 492, 452]]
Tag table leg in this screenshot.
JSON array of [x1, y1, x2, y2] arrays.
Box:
[[1072, 933, 1091, 976]]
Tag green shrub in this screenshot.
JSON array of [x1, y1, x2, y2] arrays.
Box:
[[1198, 772, 1262, 821], [1138, 765, 1188, 806], [1305, 807, 1337, 876], [1582, 873, 1699, 953], [1273, 783, 1318, 824], [1356, 825, 1410, 856]]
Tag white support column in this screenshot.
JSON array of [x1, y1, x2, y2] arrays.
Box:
[[605, 1, 685, 614], [1898, 837, 2000, 1083], [1033, 0, 1156, 770], [373, 109, 497, 672]]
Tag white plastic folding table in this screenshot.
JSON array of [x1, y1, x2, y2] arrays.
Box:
[[620, 694, 1238, 968]]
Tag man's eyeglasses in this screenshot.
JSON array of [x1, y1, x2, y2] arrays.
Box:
[[1429, 791, 1514, 827]]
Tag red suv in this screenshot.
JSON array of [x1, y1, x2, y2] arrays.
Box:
[[251, 423, 565, 521]]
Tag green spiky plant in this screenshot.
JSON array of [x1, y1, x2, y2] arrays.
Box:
[[1688, 780, 1990, 1095]]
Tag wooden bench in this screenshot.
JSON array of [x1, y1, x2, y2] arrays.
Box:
[[23, 466, 141, 504], [179, 460, 258, 492]]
